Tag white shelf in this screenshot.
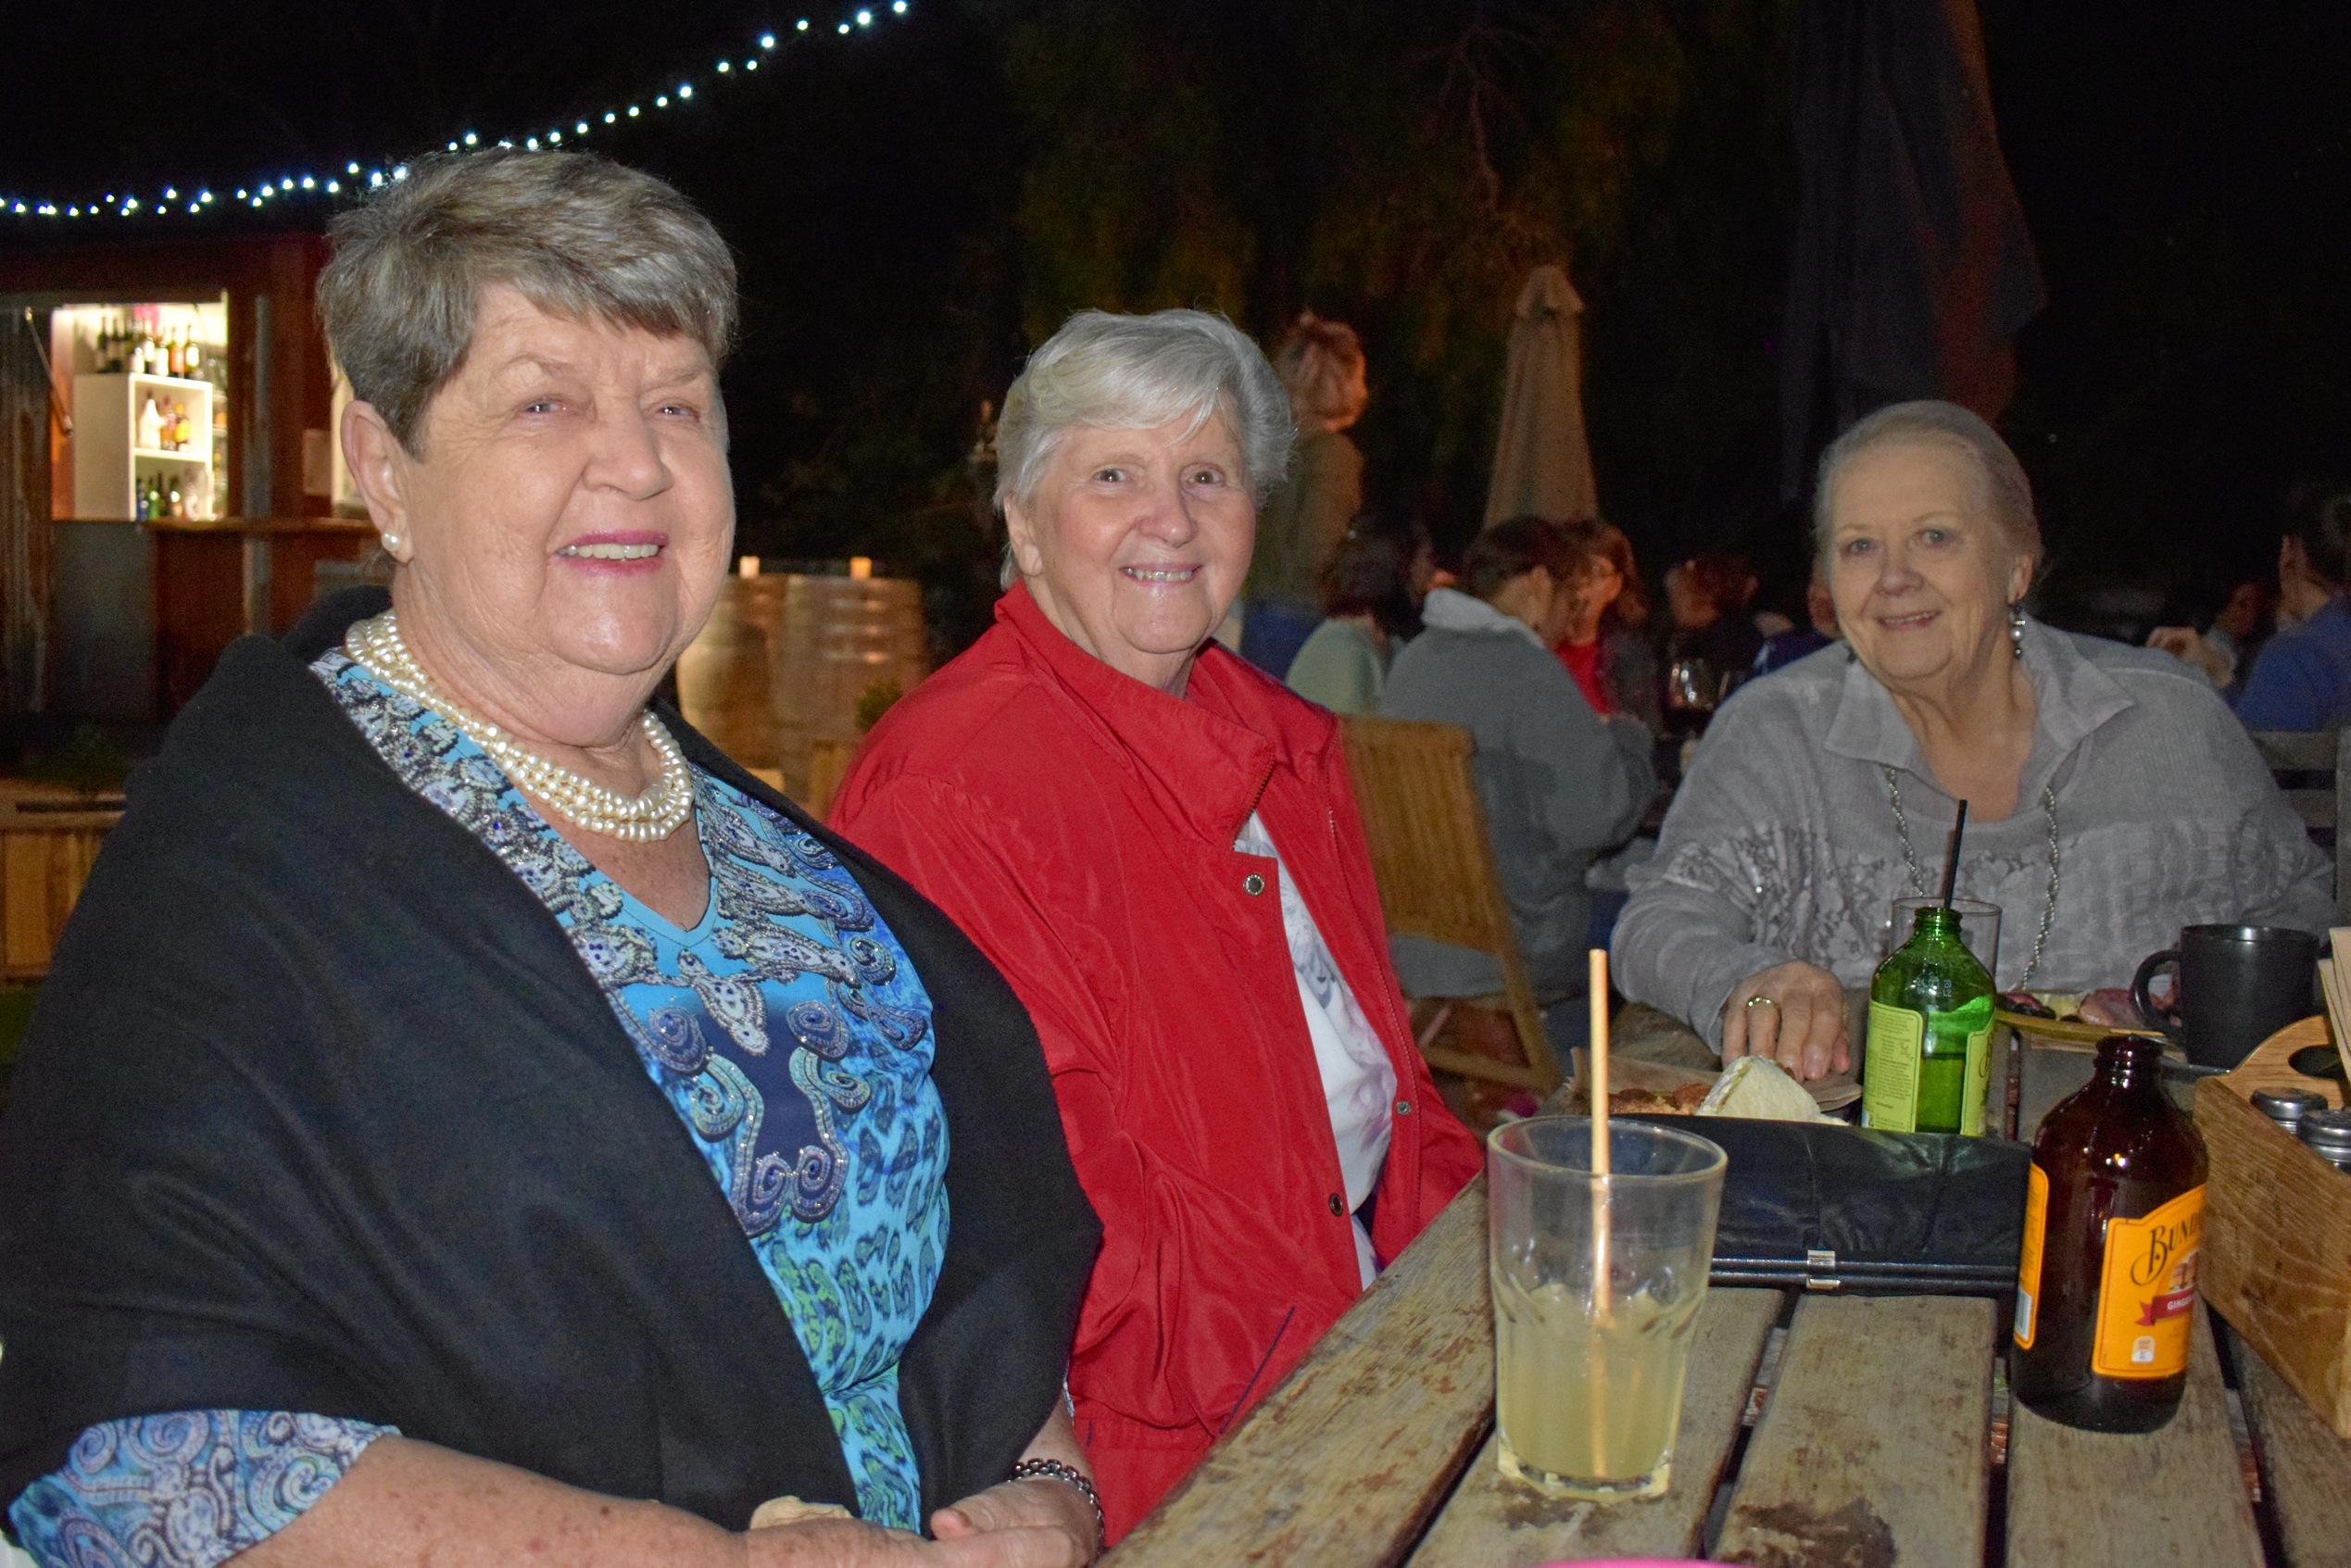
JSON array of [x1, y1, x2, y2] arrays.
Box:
[[72, 373, 215, 519]]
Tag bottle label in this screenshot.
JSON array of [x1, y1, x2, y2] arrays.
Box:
[[1863, 1004, 1991, 1134], [1862, 1001, 1922, 1131], [1958, 1023, 1992, 1136], [2092, 1184, 2206, 1380], [2015, 1163, 2049, 1349]]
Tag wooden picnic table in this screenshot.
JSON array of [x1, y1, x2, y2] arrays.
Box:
[[1103, 1122, 2351, 1566]]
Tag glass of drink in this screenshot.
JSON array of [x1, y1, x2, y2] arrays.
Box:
[[1487, 1117, 1726, 1501], [1887, 895, 2002, 980], [1662, 655, 1724, 741]]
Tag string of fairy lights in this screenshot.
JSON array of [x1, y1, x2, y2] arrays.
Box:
[[1, 3, 911, 222]]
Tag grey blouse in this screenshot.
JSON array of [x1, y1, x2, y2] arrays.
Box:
[[1613, 619, 2332, 1048]]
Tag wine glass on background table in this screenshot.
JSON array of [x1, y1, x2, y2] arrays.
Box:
[[1662, 655, 1727, 771]]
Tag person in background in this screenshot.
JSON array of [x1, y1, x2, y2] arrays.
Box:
[[1287, 518, 1433, 715], [1753, 573, 1841, 676], [2206, 577, 2273, 695], [1240, 314, 1369, 679], [0, 150, 1099, 1568], [1663, 553, 1766, 678], [1383, 517, 1657, 1047], [2154, 480, 2351, 730], [830, 309, 1481, 1544], [1615, 401, 2328, 1081], [1552, 519, 1661, 733]]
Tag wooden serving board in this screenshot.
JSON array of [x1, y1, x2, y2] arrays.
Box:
[[1993, 1010, 2169, 1048]]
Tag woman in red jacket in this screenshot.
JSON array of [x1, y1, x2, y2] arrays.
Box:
[[832, 309, 1482, 1543]]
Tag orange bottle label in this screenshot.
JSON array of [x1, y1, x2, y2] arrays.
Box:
[[2014, 1164, 2048, 1349], [2091, 1184, 2206, 1380]]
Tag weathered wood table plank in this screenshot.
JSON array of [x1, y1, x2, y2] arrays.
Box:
[[2005, 1309, 2263, 1568], [1101, 1179, 1493, 1568], [2232, 1324, 2351, 1568], [1711, 1295, 1994, 1568], [1407, 1287, 1780, 1567]]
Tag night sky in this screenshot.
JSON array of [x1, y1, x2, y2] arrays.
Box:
[[6, 0, 2346, 641]]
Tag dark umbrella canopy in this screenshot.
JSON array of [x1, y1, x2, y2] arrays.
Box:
[[1779, 0, 2045, 495]]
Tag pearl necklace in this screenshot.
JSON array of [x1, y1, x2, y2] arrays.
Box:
[[345, 611, 694, 843]]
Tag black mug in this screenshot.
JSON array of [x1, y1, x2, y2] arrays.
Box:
[[2131, 924, 2321, 1070]]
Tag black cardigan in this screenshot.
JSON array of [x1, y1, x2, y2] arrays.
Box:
[[0, 588, 1100, 1527]]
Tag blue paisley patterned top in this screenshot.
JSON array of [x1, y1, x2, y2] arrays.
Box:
[[7, 656, 949, 1565]]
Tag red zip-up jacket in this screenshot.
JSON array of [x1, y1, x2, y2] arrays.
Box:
[[832, 585, 1482, 1540]]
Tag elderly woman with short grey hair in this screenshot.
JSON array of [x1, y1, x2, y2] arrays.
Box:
[[1613, 399, 2330, 1082], [0, 149, 1102, 1568], [832, 308, 1480, 1543]]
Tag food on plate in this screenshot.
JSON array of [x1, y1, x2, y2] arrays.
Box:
[[1998, 991, 2056, 1019], [2074, 987, 2146, 1028], [1697, 1057, 1841, 1123], [1606, 1081, 1713, 1116]]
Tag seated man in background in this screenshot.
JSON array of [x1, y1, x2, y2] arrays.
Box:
[[2151, 478, 2351, 729]]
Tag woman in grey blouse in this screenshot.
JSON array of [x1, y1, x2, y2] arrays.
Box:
[[1614, 401, 2331, 1080]]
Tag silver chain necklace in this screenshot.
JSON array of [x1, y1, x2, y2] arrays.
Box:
[[1881, 765, 2061, 988]]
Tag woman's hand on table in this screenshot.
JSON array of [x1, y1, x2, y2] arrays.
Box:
[[931, 1475, 1097, 1566], [745, 1514, 1085, 1567], [1721, 961, 1850, 1082]]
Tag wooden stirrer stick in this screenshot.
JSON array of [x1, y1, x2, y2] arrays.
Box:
[[1589, 947, 1613, 1315], [1588, 947, 1614, 1475]]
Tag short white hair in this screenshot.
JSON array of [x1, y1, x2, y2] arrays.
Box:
[[994, 309, 1295, 513], [1814, 399, 2042, 571]]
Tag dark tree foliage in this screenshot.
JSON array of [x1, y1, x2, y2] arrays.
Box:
[[983, 0, 1796, 574], [7, 0, 2345, 649]]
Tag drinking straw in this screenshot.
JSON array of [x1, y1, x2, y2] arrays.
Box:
[[1938, 800, 1970, 909], [1589, 947, 1614, 1475], [1589, 949, 1607, 1316]]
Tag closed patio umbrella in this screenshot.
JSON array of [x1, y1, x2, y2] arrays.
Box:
[[1483, 263, 1599, 530]]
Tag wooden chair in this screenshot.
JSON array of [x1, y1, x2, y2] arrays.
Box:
[[2248, 728, 2351, 922], [1338, 714, 1560, 1096]]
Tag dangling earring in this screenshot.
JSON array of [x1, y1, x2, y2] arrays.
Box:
[[2009, 602, 2027, 659]]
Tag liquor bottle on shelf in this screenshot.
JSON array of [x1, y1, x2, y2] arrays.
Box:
[[167, 480, 185, 520], [137, 396, 165, 451], [183, 332, 201, 375], [2012, 1033, 2207, 1432], [1863, 902, 1996, 1135], [173, 403, 192, 449]]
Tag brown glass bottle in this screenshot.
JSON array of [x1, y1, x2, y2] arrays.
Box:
[[2011, 1034, 2207, 1432]]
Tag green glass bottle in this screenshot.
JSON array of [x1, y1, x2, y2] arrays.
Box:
[[1863, 906, 1996, 1135]]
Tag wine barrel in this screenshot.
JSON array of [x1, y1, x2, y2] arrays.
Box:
[[2, 785, 122, 980], [674, 576, 792, 771], [773, 574, 926, 801]]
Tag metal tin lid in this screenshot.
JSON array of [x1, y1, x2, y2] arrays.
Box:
[[2253, 1087, 2327, 1123], [2297, 1108, 2351, 1160]]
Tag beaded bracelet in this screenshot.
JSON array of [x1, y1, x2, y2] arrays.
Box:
[[1009, 1457, 1104, 1559]]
